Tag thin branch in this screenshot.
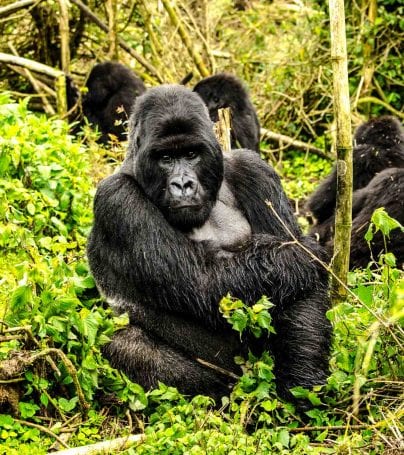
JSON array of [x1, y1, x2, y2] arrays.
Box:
[[69, 0, 163, 83], [160, 0, 210, 77], [261, 128, 330, 158], [357, 96, 404, 119], [196, 357, 239, 380], [0, 0, 37, 18], [14, 418, 69, 448]]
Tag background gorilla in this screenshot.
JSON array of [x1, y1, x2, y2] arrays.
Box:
[[87, 85, 331, 403], [82, 61, 146, 143], [193, 73, 261, 152], [307, 116, 404, 228], [322, 168, 404, 269]]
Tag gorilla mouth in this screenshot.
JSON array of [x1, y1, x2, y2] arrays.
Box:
[[170, 204, 202, 210]]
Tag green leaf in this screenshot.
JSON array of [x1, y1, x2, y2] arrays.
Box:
[[277, 429, 290, 448], [19, 402, 39, 419], [371, 207, 404, 237], [0, 414, 15, 429], [58, 397, 78, 413]]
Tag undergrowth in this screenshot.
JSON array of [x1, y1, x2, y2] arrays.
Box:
[[0, 95, 402, 454]]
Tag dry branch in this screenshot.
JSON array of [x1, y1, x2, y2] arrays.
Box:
[[0, 53, 68, 114], [0, 52, 63, 78], [51, 434, 145, 455], [69, 0, 163, 83], [8, 43, 55, 115], [214, 107, 232, 152], [0, 0, 37, 18], [261, 128, 330, 158]]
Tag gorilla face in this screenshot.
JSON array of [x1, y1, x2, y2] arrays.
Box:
[[126, 85, 224, 231]]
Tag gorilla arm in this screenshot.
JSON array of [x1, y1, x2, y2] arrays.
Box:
[[88, 171, 327, 330]]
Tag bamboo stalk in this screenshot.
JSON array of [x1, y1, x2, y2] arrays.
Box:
[[361, 0, 377, 96], [58, 0, 71, 73], [328, 0, 353, 302], [55, 74, 68, 116]]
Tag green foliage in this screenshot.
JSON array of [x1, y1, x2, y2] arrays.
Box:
[[220, 295, 275, 338], [0, 95, 147, 452]]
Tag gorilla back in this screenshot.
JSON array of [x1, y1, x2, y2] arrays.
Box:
[[82, 61, 146, 143], [88, 85, 331, 403]]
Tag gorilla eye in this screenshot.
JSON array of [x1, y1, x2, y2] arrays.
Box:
[[160, 154, 172, 164], [213, 96, 220, 103], [185, 150, 198, 159]]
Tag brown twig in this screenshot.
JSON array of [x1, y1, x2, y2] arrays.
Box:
[[14, 418, 70, 448], [196, 357, 240, 380]]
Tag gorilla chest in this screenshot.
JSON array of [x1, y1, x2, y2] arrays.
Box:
[[189, 198, 251, 252]]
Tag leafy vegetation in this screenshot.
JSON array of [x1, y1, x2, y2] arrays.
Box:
[[0, 91, 402, 454]]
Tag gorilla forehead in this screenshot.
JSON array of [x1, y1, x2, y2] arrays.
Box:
[[130, 85, 213, 134]]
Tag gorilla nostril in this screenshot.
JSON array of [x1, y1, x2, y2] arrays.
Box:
[[184, 179, 196, 189], [171, 181, 182, 190]]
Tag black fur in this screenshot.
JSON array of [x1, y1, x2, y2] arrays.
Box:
[[193, 73, 261, 152], [307, 116, 404, 226], [87, 85, 331, 402], [82, 61, 146, 143], [307, 116, 404, 268], [322, 168, 404, 269]]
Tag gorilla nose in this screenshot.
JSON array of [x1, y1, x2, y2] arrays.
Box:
[[169, 175, 197, 198]]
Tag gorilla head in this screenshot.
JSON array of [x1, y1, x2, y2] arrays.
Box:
[[193, 73, 249, 122], [193, 73, 261, 152], [354, 115, 404, 148], [84, 61, 145, 108], [124, 85, 223, 231]]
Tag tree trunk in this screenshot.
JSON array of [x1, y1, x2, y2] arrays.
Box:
[[58, 0, 71, 73], [328, 0, 353, 303]]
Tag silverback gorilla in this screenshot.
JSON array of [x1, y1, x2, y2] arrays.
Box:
[[87, 85, 331, 403], [307, 116, 404, 268], [193, 73, 261, 152], [82, 61, 146, 143]]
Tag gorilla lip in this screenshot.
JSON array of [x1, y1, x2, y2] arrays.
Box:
[[169, 204, 202, 210]]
